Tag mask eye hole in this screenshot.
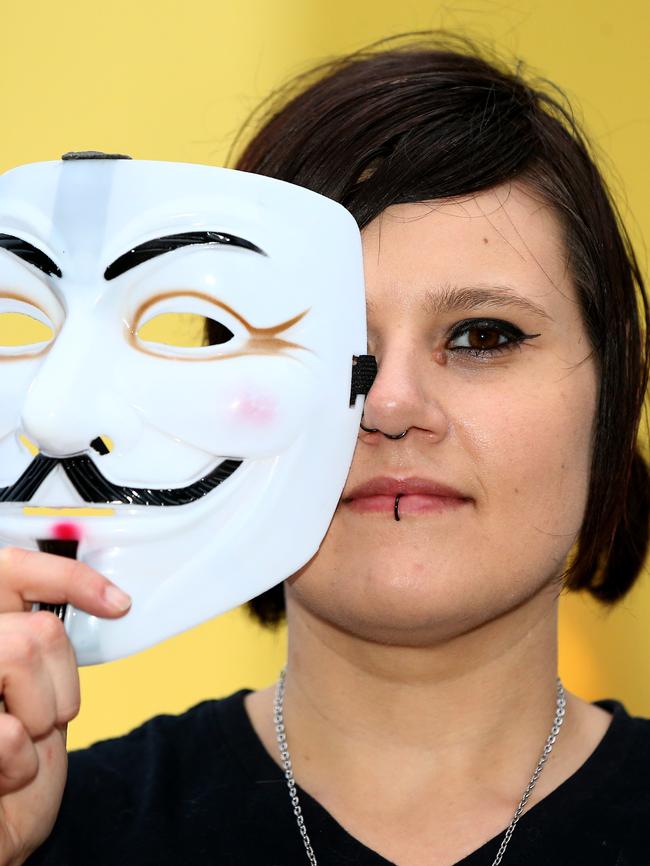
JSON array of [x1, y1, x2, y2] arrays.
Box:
[[203, 318, 236, 346], [136, 312, 235, 348], [0, 301, 55, 356]]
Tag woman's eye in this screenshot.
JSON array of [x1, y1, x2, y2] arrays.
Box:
[[446, 319, 538, 357], [136, 312, 234, 348]]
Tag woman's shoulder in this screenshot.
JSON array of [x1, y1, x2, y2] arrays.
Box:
[[589, 698, 650, 782], [594, 697, 650, 751], [26, 691, 256, 866], [582, 698, 650, 859], [68, 688, 252, 780]]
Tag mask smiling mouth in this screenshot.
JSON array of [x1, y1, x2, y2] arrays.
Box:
[[0, 453, 243, 507]]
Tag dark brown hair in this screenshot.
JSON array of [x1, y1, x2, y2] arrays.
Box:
[[231, 33, 650, 627]]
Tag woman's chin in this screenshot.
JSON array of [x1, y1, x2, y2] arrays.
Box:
[[286, 568, 497, 646], [285, 553, 561, 649]]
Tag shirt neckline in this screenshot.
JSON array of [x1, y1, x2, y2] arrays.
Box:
[[210, 691, 639, 865]]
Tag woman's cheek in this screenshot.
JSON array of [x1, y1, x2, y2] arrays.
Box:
[[480, 384, 592, 531]]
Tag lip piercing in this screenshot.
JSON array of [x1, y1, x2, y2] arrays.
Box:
[[394, 493, 403, 521]]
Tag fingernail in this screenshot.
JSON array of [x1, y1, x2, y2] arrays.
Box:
[[104, 585, 132, 611]]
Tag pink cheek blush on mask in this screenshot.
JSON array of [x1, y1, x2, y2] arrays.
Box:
[[231, 394, 277, 426]]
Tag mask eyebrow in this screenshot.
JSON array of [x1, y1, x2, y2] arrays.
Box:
[[0, 234, 62, 278], [104, 230, 267, 281], [419, 283, 554, 322]]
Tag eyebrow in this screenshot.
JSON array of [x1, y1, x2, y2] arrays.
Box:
[[425, 284, 553, 321], [104, 231, 267, 281], [368, 283, 553, 322], [0, 234, 62, 278]]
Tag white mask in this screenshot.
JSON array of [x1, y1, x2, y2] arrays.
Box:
[[0, 154, 372, 664]]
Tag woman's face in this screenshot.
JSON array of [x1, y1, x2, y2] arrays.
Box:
[[286, 182, 598, 644]]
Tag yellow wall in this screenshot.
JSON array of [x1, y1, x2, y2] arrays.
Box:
[[0, 0, 648, 747]]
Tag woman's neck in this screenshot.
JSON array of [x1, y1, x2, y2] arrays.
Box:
[[244, 583, 612, 864], [284, 583, 559, 781], [247, 582, 576, 797]]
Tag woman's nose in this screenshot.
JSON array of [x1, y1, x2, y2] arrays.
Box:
[[20, 318, 142, 457], [360, 344, 449, 441]]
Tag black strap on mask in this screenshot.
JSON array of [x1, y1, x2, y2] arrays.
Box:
[[350, 355, 378, 406]]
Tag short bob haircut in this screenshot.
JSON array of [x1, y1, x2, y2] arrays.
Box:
[[231, 33, 650, 628]]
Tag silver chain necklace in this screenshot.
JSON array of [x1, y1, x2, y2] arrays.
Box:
[[273, 668, 566, 866]]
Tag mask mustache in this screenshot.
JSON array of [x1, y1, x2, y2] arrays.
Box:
[[0, 453, 242, 506]]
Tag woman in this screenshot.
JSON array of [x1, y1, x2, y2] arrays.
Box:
[[2, 34, 649, 866]]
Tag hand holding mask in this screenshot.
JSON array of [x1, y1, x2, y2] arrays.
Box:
[[0, 153, 374, 664]]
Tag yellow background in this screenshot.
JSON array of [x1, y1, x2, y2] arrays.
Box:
[[0, 0, 648, 747]]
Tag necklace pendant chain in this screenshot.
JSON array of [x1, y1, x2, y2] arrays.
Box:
[[274, 668, 566, 866], [273, 674, 320, 865]]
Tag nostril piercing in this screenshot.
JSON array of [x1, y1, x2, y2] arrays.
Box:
[[90, 436, 113, 455], [360, 411, 379, 434], [360, 412, 408, 440], [383, 429, 408, 440]]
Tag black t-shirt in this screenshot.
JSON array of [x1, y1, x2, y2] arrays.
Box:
[[27, 690, 650, 865]]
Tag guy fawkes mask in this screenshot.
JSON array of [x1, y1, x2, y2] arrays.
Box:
[[0, 154, 370, 663]]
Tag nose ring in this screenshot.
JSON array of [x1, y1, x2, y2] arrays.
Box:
[[360, 420, 409, 440], [359, 421, 379, 433]]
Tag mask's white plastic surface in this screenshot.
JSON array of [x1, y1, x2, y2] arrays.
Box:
[[0, 157, 367, 664]]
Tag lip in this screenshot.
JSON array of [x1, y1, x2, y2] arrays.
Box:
[[341, 476, 472, 516]]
